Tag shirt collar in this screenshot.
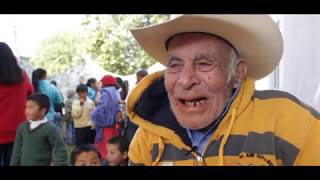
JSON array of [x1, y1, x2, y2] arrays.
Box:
[[29, 117, 48, 130]]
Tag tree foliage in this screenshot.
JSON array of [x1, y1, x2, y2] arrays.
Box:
[[82, 14, 170, 75], [30, 15, 170, 76], [30, 32, 85, 75]]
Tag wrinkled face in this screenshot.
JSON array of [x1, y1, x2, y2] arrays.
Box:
[[106, 144, 127, 166], [74, 151, 101, 166], [164, 33, 235, 130], [25, 100, 46, 121]]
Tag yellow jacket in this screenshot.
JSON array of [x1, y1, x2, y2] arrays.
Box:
[[127, 71, 320, 166], [72, 98, 95, 128]]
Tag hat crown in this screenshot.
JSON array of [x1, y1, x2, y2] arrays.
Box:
[[131, 14, 283, 80]]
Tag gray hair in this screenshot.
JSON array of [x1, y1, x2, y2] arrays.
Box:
[[227, 48, 239, 84]]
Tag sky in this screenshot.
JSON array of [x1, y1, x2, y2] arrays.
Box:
[[0, 14, 282, 58], [0, 15, 86, 57], [0, 14, 282, 90]]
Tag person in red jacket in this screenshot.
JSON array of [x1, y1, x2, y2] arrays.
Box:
[[0, 42, 34, 166]]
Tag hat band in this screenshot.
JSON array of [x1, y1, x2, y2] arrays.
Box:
[[164, 32, 239, 55]]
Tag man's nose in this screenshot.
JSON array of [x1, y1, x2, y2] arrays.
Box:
[[177, 65, 200, 90]]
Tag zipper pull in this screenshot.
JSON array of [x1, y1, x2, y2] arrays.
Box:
[[196, 155, 204, 164]]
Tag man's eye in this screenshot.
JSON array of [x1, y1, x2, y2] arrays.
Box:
[[168, 63, 181, 68], [199, 62, 210, 65], [196, 61, 215, 72], [167, 62, 183, 73]]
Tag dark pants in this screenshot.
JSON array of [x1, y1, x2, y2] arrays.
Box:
[[75, 127, 94, 147], [0, 143, 13, 166], [53, 112, 62, 135], [66, 122, 76, 145], [91, 129, 96, 143], [124, 118, 139, 143]]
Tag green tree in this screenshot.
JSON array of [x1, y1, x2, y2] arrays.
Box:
[[82, 14, 170, 75], [30, 32, 85, 75]]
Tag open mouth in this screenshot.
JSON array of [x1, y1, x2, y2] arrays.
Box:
[[179, 97, 208, 107]]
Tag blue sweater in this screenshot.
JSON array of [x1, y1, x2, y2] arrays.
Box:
[[38, 80, 64, 121], [88, 87, 97, 101]]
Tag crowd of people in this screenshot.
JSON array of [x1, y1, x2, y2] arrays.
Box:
[[2, 14, 320, 166], [0, 41, 148, 166]]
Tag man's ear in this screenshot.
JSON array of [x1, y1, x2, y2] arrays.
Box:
[[236, 58, 247, 81]]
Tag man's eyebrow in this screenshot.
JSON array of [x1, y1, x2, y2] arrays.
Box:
[[167, 54, 182, 63], [194, 53, 215, 61]]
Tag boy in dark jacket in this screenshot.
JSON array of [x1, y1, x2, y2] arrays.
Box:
[[10, 93, 68, 166]]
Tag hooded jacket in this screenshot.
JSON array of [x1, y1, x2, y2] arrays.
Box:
[[127, 71, 320, 166], [91, 86, 120, 143]]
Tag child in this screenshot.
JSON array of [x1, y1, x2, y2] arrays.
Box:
[[71, 144, 102, 166], [72, 84, 95, 147], [106, 136, 129, 166], [10, 93, 68, 166]]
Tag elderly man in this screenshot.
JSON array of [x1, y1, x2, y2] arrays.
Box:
[[126, 15, 320, 166]]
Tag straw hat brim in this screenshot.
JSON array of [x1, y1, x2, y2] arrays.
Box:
[[131, 15, 283, 80]]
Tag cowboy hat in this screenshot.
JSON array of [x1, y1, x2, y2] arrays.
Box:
[[130, 15, 283, 80]]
